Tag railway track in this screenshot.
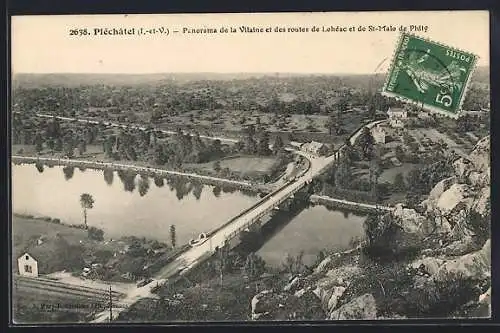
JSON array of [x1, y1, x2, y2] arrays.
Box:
[[14, 276, 129, 307]]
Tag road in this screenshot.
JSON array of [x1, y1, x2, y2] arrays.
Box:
[[89, 119, 387, 322], [30, 112, 240, 144], [11, 155, 253, 188]]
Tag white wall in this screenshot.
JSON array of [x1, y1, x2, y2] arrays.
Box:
[[18, 254, 39, 278]]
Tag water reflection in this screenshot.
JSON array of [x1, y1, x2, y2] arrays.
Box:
[[103, 168, 114, 186], [62, 166, 74, 180], [13, 164, 260, 244], [153, 176, 164, 188], [138, 175, 150, 197], [35, 162, 44, 173], [192, 182, 203, 201], [117, 169, 137, 192], [213, 186, 221, 197], [257, 204, 366, 267]]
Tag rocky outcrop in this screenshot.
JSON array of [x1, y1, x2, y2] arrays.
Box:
[[468, 136, 490, 173], [427, 176, 456, 202], [392, 204, 427, 235], [436, 239, 490, 281], [249, 136, 490, 320], [408, 238, 490, 282], [329, 294, 377, 320], [251, 289, 324, 321], [312, 265, 360, 312]]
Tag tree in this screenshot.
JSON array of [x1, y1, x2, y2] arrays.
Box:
[[79, 193, 94, 229], [368, 102, 376, 119], [87, 226, 104, 241], [34, 132, 44, 153], [78, 140, 87, 156], [243, 125, 257, 154], [216, 241, 230, 288], [54, 137, 63, 152], [257, 130, 271, 156], [244, 253, 266, 280], [211, 139, 222, 156], [281, 251, 306, 275], [213, 161, 221, 173], [63, 134, 75, 158], [357, 127, 375, 160], [369, 158, 382, 199], [395, 145, 405, 161], [169, 225, 176, 248], [273, 135, 285, 155], [393, 172, 406, 192]]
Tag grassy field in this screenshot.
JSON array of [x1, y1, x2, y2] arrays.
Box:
[[185, 156, 278, 177], [12, 215, 129, 275], [12, 215, 89, 271], [378, 163, 420, 183]]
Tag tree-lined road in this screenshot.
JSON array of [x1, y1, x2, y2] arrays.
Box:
[[25, 112, 240, 144]]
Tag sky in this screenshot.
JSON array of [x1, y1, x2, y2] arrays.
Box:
[[11, 11, 489, 74]]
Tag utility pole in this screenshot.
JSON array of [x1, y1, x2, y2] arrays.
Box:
[[109, 285, 113, 322]]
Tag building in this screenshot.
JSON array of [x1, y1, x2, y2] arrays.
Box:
[[371, 124, 386, 144], [387, 107, 408, 128], [18, 253, 39, 278], [300, 141, 329, 157]]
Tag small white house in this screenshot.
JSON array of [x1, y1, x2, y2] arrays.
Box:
[[18, 253, 39, 278], [300, 141, 329, 157], [387, 107, 408, 128]]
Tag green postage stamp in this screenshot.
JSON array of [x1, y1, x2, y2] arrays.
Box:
[[382, 33, 478, 118]]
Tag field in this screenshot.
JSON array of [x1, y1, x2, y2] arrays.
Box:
[[378, 163, 420, 184], [220, 156, 277, 174], [12, 215, 89, 271], [185, 156, 278, 177], [12, 215, 130, 275]]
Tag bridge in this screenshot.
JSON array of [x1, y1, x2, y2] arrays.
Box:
[[87, 119, 387, 322]]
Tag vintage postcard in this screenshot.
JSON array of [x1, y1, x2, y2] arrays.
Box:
[[10, 11, 490, 324]]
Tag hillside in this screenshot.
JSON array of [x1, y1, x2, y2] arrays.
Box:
[[250, 136, 491, 320]]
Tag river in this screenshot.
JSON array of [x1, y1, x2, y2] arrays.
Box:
[[12, 163, 366, 267]]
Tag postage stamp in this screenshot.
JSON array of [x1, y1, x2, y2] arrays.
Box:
[[382, 32, 478, 118]]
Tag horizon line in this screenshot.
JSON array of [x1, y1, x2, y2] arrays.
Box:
[[12, 66, 489, 78]]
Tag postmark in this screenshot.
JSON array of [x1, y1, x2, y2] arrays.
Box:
[[382, 32, 478, 118]]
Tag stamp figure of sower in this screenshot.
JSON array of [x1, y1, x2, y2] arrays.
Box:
[[383, 33, 477, 118]]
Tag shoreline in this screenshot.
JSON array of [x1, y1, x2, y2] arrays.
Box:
[[11, 155, 274, 192]]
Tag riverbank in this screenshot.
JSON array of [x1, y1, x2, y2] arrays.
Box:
[[309, 194, 393, 214], [12, 213, 182, 283], [12, 155, 264, 190]]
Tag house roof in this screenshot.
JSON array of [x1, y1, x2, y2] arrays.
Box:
[[18, 252, 35, 261], [303, 141, 326, 151]]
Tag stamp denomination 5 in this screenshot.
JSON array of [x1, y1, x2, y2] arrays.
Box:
[[382, 32, 478, 118]]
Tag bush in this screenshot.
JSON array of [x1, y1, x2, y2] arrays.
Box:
[[87, 226, 104, 241], [52, 218, 61, 224], [348, 178, 372, 192]]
